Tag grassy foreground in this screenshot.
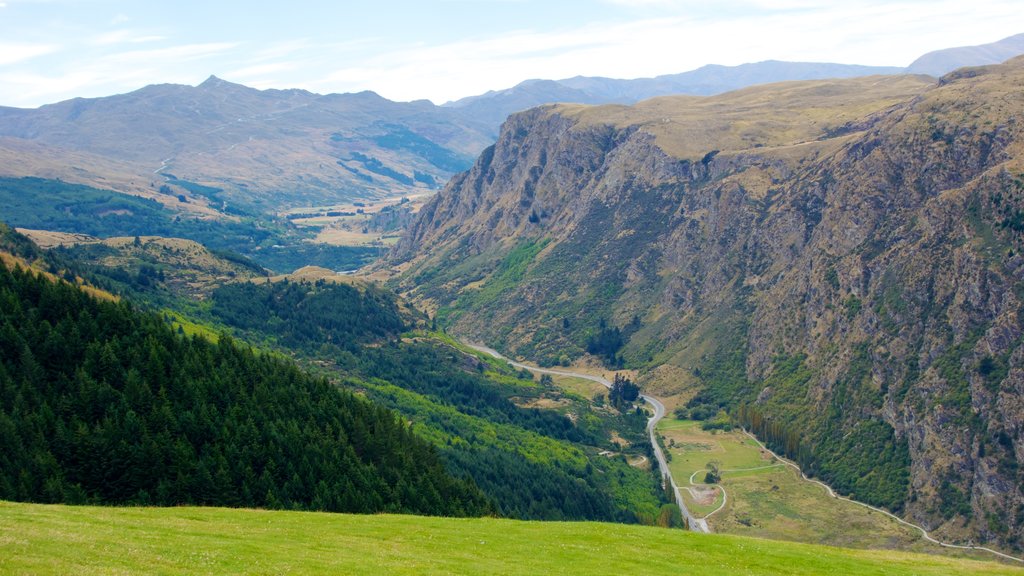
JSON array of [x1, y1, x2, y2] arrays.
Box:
[[1, 502, 1021, 575]]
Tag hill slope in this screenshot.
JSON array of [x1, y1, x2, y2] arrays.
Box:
[[1, 502, 1020, 575], [386, 58, 1024, 549], [0, 259, 490, 516]]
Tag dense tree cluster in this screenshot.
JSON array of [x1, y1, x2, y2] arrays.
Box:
[[0, 264, 490, 516], [211, 280, 406, 351], [356, 343, 603, 446], [608, 374, 639, 409]]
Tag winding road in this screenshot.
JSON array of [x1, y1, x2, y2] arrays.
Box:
[[464, 343, 708, 533], [459, 342, 1024, 561]]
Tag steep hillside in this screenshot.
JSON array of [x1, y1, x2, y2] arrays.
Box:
[[0, 261, 492, 515], [0, 77, 491, 210], [203, 278, 671, 524], [387, 58, 1024, 550]]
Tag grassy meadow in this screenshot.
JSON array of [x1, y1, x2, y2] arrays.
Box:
[[658, 419, 1010, 557], [2, 501, 1022, 575]]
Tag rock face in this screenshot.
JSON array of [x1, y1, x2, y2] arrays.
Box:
[[388, 58, 1024, 549]]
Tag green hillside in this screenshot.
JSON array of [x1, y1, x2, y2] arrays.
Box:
[[1, 501, 1020, 575], [0, 262, 489, 516], [1, 225, 670, 525], [206, 278, 671, 523], [0, 177, 379, 273]]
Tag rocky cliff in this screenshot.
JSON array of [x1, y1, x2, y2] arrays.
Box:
[[388, 58, 1024, 549]]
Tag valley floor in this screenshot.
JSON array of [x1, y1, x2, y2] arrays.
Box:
[[1, 501, 1021, 575], [660, 418, 1024, 563]]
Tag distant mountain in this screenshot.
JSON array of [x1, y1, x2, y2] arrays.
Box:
[[446, 34, 1024, 132], [444, 61, 904, 128], [0, 76, 494, 211], [907, 33, 1024, 76]]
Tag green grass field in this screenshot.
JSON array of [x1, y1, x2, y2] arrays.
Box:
[[1, 501, 1021, 575], [657, 419, 1011, 557]]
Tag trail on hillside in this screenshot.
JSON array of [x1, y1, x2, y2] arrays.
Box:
[[741, 431, 1023, 563]]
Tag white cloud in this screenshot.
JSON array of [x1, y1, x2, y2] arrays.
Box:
[[0, 42, 60, 66], [225, 62, 292, 80], [602, 0, 677, 7], [91, 30, 166, 46], [1, 0, 1022, 108], [103, 42, 240, 64]]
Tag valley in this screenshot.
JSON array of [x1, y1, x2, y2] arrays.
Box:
[[387, 56, 1024, 554], [3, 22, 1024, 574]]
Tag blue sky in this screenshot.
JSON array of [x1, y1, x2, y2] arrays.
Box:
[[0, 0, 1021, 108]]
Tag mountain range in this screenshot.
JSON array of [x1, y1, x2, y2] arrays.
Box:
[[0, 76, 493, 212], [443, 33, 1024, 132], [1, 34, 1022, 219]]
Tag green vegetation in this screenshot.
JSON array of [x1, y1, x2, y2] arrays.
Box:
[[200, 279, 669, 523], [734, 354, 911, 512], [0, 263, 489, 516], [372, 124, 474, 173], [2, 501, 1020, 575], [350, 152, 415, 185], [0, 177, 274, 255], [211, 280, 406, 351], [0, 177, 378, 273], [3, 225, 670, 526], [447, 238, 552, 316]]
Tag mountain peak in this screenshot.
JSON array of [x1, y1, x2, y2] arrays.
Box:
[[197, 75, 245, 91]]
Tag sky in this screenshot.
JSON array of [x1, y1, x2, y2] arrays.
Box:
[[0, 0, 1021, 109]]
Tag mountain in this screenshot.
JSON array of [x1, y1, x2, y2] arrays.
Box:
[[386, 57, 1024, 550], [444, 61, 904, 128], [908, 33, 1024, 77], [0, 76, 493, 211]]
